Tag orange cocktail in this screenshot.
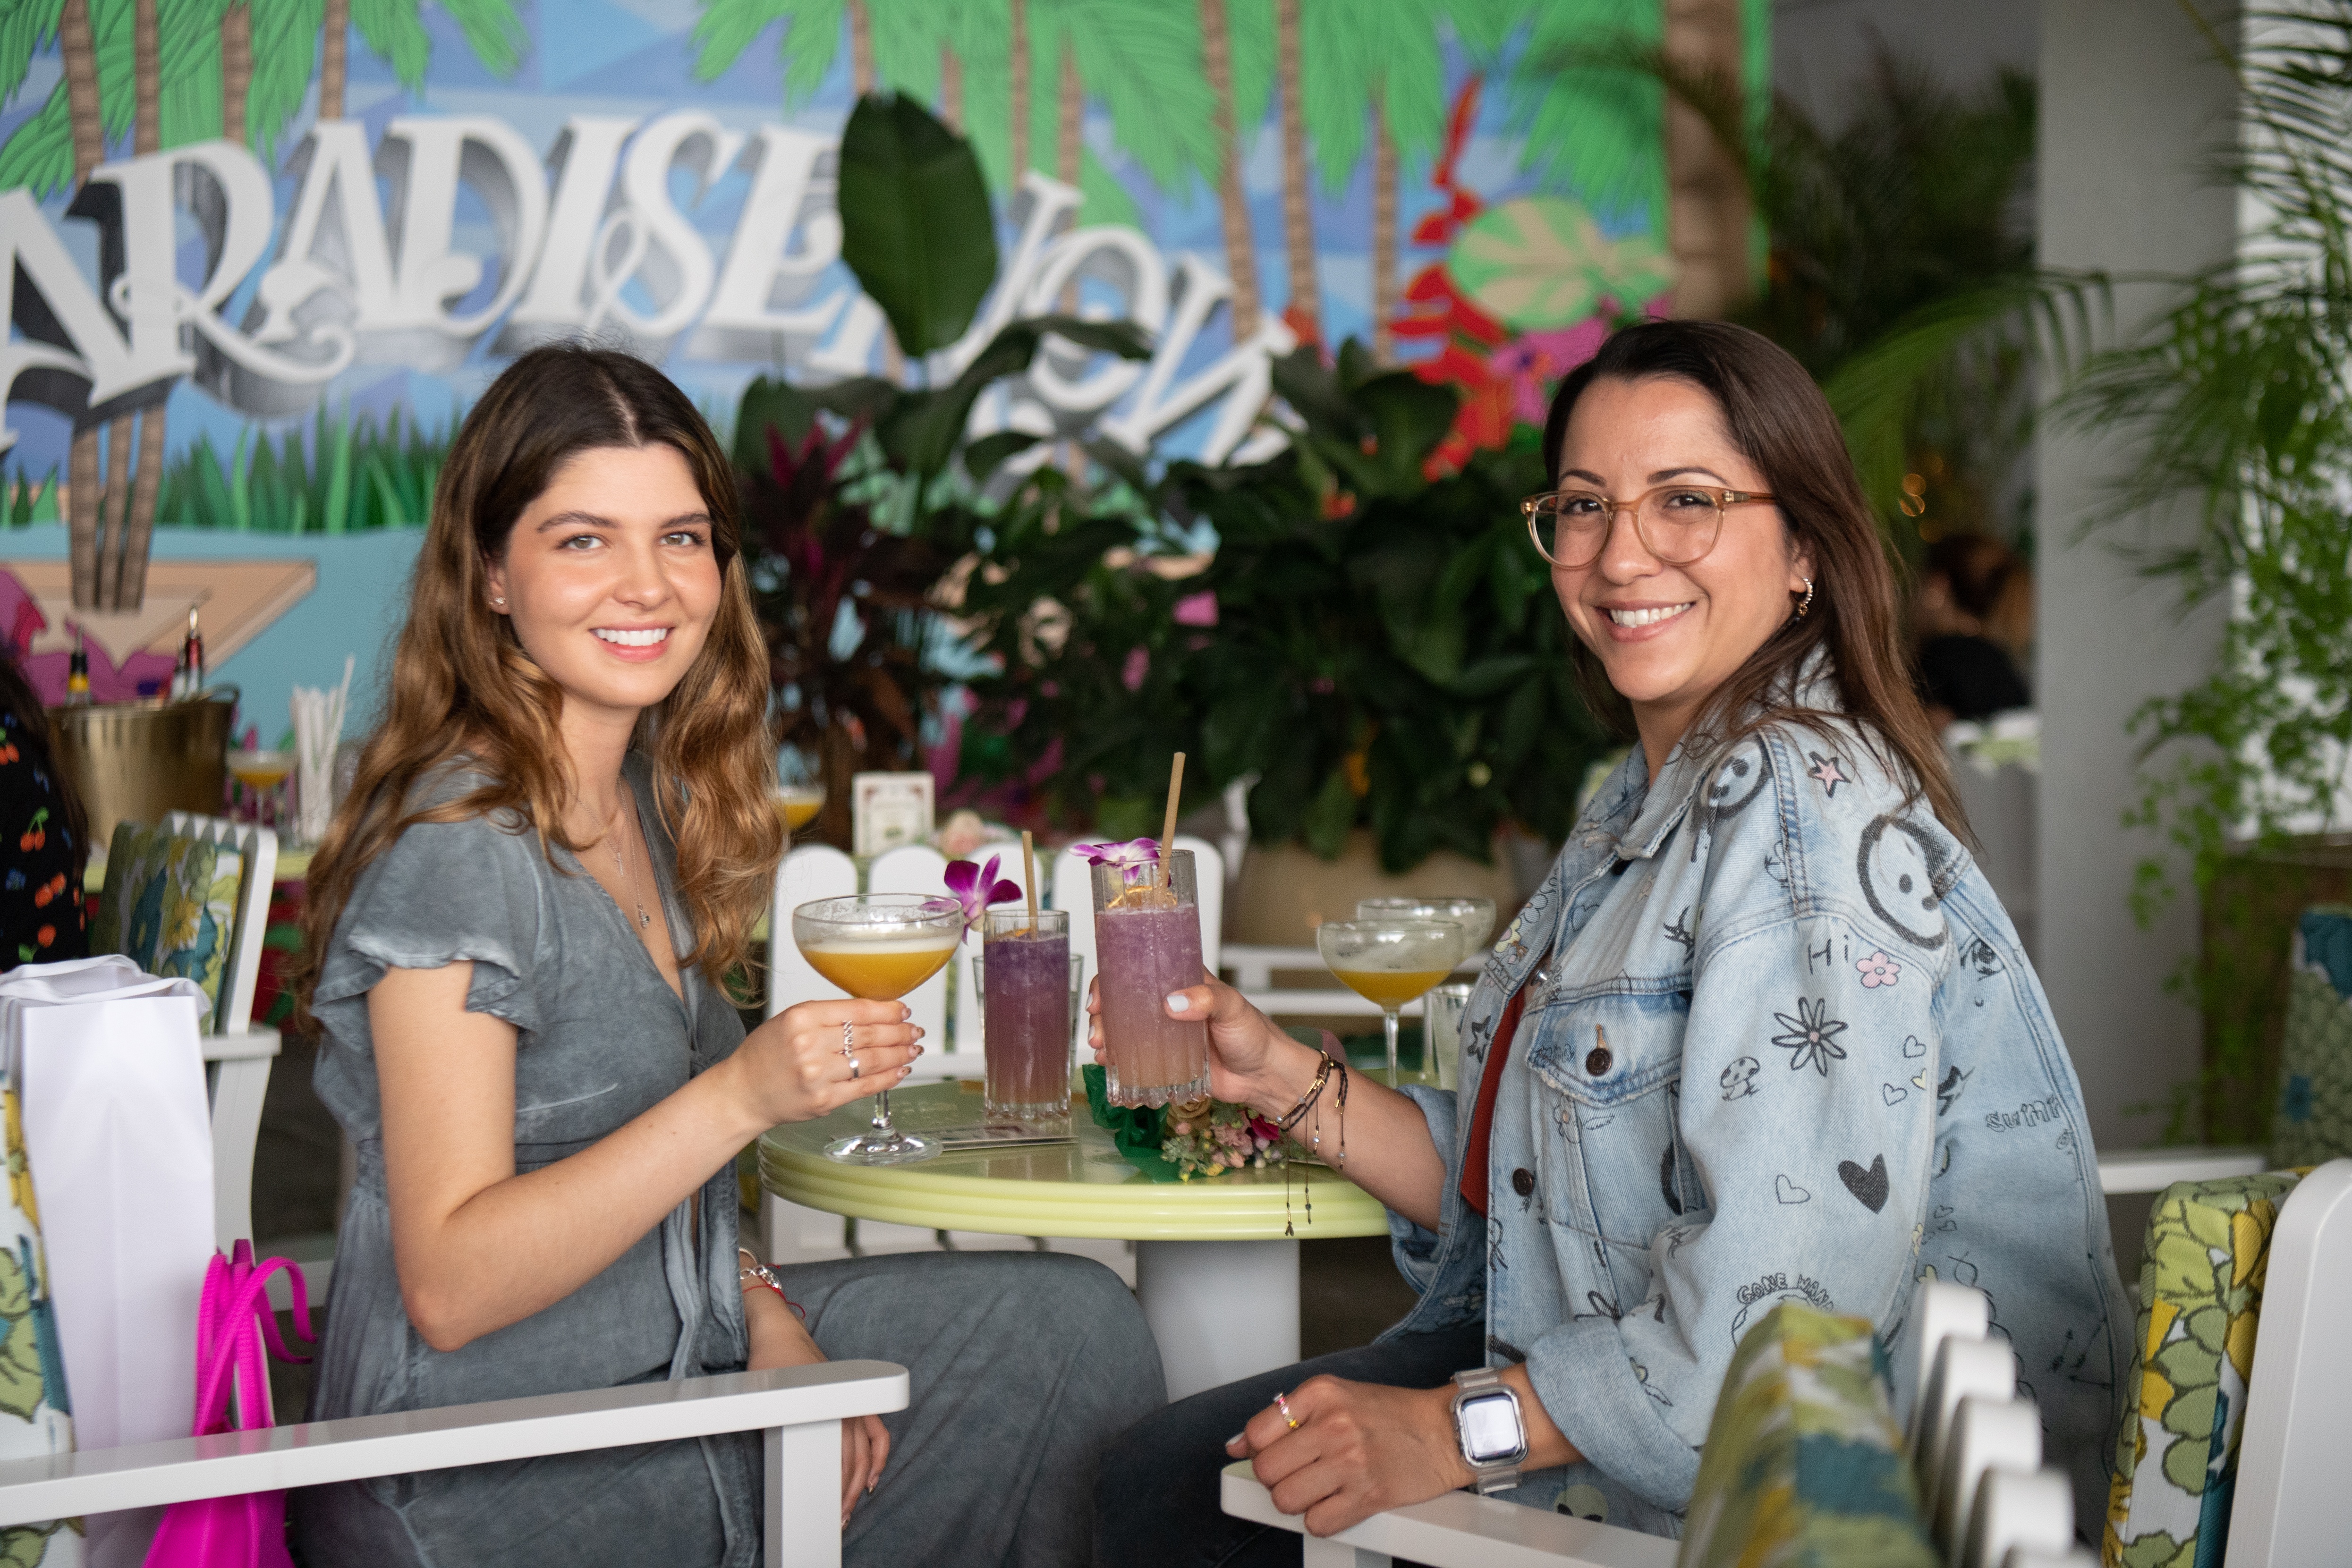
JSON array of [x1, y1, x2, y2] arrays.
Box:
[[802, 938, 958, 1000], [792, 893, 966, 1166], [1330, 967, 1456, 1010]]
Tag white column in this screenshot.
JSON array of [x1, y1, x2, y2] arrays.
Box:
[[2035, 0, 2236, 1148], [1135, 1238, 1300, 1401]]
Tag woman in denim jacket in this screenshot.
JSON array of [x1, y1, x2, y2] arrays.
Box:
[[1096, 321, 2127, 1560]]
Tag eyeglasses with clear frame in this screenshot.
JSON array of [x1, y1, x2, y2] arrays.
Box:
[[1521, 485, 1778, 569]]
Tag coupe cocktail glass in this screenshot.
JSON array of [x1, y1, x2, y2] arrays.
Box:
[[1356, 896, 1497, 961], [1090, 848, 1210, 1107], [1317, 917, 1461, 1084], [976, 907, 1079, 1128], [794, 893, 964, 1165]]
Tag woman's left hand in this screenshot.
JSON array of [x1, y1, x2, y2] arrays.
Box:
[[1225, 1375, 1471, 1536], [746, 1284, 891, 1524]]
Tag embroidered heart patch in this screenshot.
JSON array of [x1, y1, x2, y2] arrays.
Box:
[[1838, 1154, 1890, 1212]]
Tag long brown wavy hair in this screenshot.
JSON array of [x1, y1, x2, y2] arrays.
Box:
[[292, 346, 782, 1022], [1541, 319, 1968, 840]]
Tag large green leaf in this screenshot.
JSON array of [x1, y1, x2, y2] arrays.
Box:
[[1449, 196, 1674, 331], [876, 314, 1148, 482], [836, 92, 998, 357]]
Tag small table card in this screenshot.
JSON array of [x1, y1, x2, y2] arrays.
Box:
[[852, 771, 934, 858]]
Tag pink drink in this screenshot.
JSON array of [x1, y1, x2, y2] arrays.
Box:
[[982, 913, 1074, 1125], [1092, 850, 1210, 1107]]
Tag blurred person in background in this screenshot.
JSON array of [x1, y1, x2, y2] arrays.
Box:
[[0, 644, 86, 969], [1912, 533, 2033, 728]]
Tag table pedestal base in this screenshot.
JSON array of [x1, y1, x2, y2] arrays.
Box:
[[1136, 1238, 1300, 1402]]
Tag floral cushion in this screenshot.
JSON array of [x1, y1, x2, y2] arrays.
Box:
[[92, 822, 242, 1033], [0, 1078, 78, 1564], [1677, 1301, 1936, 1568], [2103, 1170, 2301, 1568], [2272, 907, 2352, 1167]]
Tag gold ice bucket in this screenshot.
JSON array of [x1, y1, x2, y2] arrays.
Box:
[[48, 697, 235, 849]]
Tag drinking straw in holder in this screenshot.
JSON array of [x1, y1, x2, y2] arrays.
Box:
[[291, 654, 355, 846]]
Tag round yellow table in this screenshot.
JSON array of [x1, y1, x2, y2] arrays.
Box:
[[760, 1081, 1390, 1399]]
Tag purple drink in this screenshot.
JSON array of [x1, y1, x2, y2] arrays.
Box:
[[981, 910, 1074, 1125], [1091, 850, 1211, 1107]]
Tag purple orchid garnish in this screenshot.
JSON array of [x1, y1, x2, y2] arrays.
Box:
[[943, 854, 1022, 937], [1072, 837, 1163, 886]]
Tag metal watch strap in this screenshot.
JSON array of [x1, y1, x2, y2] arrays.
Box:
[[1451, 1366, 1525, 1496]]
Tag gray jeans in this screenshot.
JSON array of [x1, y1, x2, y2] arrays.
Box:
[[292, 1250, 1161, 1568], [796, 1249, 1165, 1568]]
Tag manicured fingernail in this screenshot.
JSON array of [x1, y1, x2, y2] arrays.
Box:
[[1224, 1431, 1245, 1446], [900, 1004, 911, 1019], [1167, 993, 1190, 1012]]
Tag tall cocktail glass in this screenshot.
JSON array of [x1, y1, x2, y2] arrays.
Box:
[[1090, 848, 1210, 1107], [1317, 917, 1461, 1084], [793, 893, 964, 1165], [976, 907, 1078, 1128]]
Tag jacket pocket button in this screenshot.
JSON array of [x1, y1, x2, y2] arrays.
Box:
[[1586, 1046, 1613, 1076], [1511, 1168, 1536, 1197]]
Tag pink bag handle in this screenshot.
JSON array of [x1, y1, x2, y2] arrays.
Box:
[[188, 1244, 314, 1438]]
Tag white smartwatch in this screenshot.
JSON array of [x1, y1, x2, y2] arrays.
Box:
[[1450, 1366, 1529, 1495]]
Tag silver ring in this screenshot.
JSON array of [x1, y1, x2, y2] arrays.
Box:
[[848, 1053, 861, 1080], [840, 1021, 855, 1059]]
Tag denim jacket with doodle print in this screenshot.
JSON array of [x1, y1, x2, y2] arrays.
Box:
[[1379, 672, 2129, 1539]]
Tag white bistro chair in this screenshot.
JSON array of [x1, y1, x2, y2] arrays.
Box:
[[21, 823, 910, 1567]]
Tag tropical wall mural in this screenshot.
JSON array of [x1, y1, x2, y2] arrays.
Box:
[[0, 0, 1765, 717]]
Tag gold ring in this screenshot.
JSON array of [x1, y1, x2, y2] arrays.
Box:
[[1274, 1391, 1299, 1430]]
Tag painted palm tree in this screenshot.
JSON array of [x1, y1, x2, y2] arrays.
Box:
[[1027, 0, 1218, 225], [1271, 0, 1315, 344], [1301, 0, 1446, 360], [1196, 0, 1270, 339], [0, 0, 107, 606]]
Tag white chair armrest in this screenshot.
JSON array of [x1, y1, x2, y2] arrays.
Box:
[[2095, 1147, 2267, 1194], [0, 1359, 907, 1525], [1219, 1461, 1675, 1568]]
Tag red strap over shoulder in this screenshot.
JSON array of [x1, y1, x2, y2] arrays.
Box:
[[1459, 983, 1530, 1219]]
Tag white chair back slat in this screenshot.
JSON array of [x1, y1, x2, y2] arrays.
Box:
[[161, 811, 277, 1034], [1049, 847, 1098, 1009], [1961, 1466, 2073, 1568], [767, 845, 858, 1021], [1172, 833, 1224, 971], [865, 845, 951, 1045], [950, 841, 1036, 1067], [1935, 1395, 2041, 1564], [1916, 1336, 2017, 1527], [1908, 1279, 1991, 1449]]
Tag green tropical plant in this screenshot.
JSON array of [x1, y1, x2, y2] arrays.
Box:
[[729, 92, 1149, 843], [957, 340, 1613, 868], [153, 406, 451, 533]]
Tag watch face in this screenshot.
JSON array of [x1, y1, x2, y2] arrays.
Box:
[[1459, 1391, 1524, 1463]]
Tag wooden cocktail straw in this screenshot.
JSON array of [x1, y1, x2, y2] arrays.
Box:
[[1159, 752, 1186, 890], [1022, 830, 1040, 934]]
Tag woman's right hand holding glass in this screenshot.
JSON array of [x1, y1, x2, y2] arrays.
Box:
[[1084, 973, 1323, 1119], [733, 999, 925, 1126]]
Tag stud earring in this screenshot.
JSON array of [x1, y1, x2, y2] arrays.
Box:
[[1794, 578, 1815, 618], [491, 595, 506, 609]]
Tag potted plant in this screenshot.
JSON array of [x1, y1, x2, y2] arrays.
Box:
[[953, 343, 1617, 937], [730, 93, 1144, 846], [2061, 16, 2352, 1142]]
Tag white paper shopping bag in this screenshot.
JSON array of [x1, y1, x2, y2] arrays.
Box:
[[0, 958, 214, 1568], [2, 959, 212, 1514]]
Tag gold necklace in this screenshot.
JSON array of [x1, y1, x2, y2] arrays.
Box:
[[609, 793, 653, 931]]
